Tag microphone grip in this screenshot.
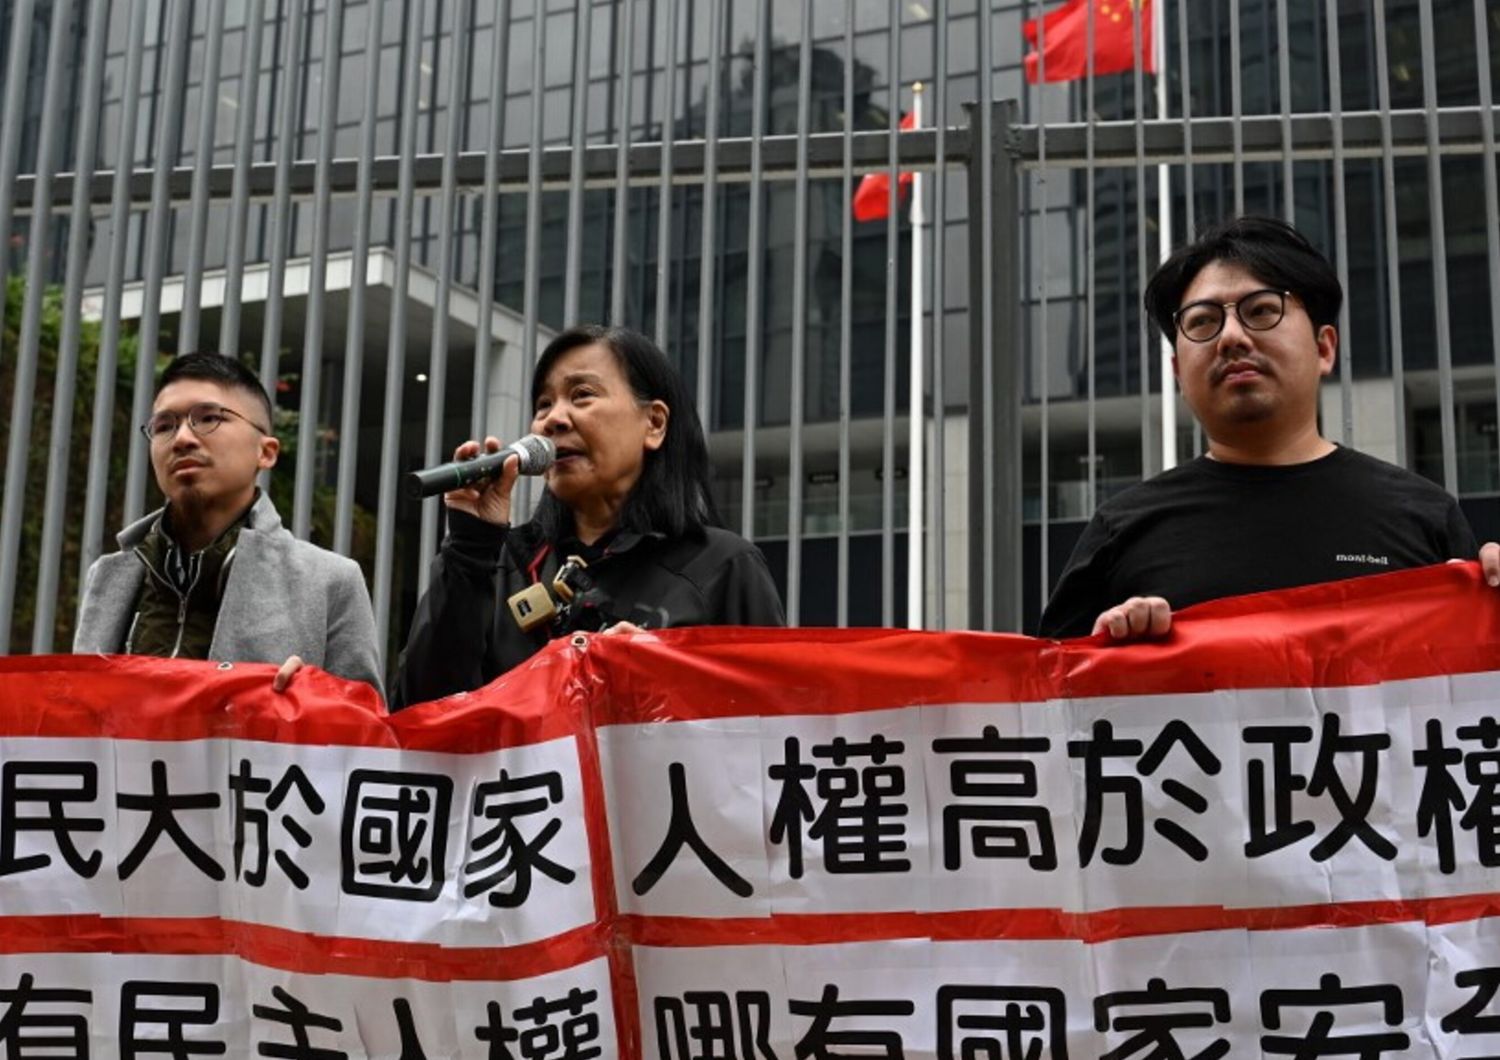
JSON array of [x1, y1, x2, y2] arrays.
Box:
[[404, 449, 514, 500]]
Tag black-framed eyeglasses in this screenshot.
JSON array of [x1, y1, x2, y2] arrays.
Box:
[[141, 402, 270, 442], [1173, 289, 1290, 343]]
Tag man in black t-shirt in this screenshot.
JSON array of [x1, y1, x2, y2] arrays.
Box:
[[1039, 216, 1500, 641]]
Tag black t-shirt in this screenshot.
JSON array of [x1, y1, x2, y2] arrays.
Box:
[[1037, 446, 1479, 639]]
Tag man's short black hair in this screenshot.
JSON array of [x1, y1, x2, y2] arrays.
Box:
[[1144, 215, 1344, 340], [157, 352, 274, 430]]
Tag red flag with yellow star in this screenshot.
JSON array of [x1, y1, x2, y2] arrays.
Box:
[[1022, 0, 1154, 84]]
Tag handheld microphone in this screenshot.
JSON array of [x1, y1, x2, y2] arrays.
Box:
[[404, 434, 556, 500]]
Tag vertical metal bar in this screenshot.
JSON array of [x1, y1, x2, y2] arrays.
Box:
[[1472, 0, 1500, 490], [965, 107, 983, 631], [609, 0, 635, 325], [562, 0, 591, 322], [33, 0, 109, 653], [419, 0, 474, 589], [835, 0, 852, 626], [694, 0, 723, 427], [1084, 0, 1096, 517], [930, 0, 948, 629], [1020, 2, 1035, 527], [177, 0, 226, 353], [79, 0, 149, 585], [373, 0, 429, 661], [509, 0, 547, 522], [991, 103, 1022, 634], [1033, 0, 1049, 619], [1182, 0, 1202, 459], [653, 0, 678, 348], [0, 0, 37, 374], [964, 101, 984, 630], [334, 0, 387, 556], [739, 0, 767, 542], [1132, 0, 1150, 478], [1229, 0, 1244, 214], [670, 0, 693, 352], [219, 0, 267, 355], [1371, 0, 1405, 468], [1179, 0, 1193, 237], [966, 0, 990, 629], [522, 0, 546, 369], [906, 81, 925, 630], [122, 0, 193, 525], [634, 0, 658, 325], [473, 0, 511, 439], [0, 0, 74, 651], [879, 0, 898, 628], [293, 0, 345, 540], [962, 99, 1024, 634], [1275, 0, 1292, 219], [1416, 0, 1456, 494], [256, 0, 308, 411], [1324, 0, 1351, 448], [785, 0, 812, 626], [1153, 0, 1173, 471]]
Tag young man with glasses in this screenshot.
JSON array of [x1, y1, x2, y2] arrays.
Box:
[[74, 352, 382, 692], [1039, 215, 1500, 640]]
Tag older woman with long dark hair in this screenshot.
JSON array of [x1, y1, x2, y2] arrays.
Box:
[[393, 325, 784, 707]]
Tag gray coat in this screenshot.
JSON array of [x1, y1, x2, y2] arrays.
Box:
[[74, 492, 384, 695]]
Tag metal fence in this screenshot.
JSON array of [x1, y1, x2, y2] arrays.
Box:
[[1, 0, 1498, 673], [1002, 0, 1500, 631]]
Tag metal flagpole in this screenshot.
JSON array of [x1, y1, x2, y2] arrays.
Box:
[[907, 82, 926, 629], [1155, 0, 1176, 470]]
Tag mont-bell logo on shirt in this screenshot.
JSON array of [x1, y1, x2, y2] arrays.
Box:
[[1335, 552, 1390, 566]]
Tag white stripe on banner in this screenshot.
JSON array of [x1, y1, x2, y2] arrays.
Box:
[[637, 920, 1500, 1058], [0, 954, 615, 1057], [601, 673, 1500, 918], [0, 734, 592, 946]]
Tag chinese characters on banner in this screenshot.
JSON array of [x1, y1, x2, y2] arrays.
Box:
[[2, 563, 1499, 1057]]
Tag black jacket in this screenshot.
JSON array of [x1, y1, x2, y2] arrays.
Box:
[[392, 509, 785, 709]]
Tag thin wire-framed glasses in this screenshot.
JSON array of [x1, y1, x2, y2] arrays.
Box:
[[141, 402, 271, 442], [1173, 289, 1290, 343]]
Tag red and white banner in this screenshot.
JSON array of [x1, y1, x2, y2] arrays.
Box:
[[3, 562, 1499, 1057]]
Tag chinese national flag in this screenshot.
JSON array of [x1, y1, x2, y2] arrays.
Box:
[[1023, 0, 1154, 85], [851, 109, 918, 222]]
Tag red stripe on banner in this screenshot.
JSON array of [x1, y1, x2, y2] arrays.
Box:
[[572, 639, 644, 1060], [584, 563, 1500, 723], [6, 894, 1496, 982], [390, 647, 584, 751], [585, 624, 1050, 725], [0, 915, 608, 981], [1, 649, 581, 750], [1045, 562, 1500, 701], [618, 892, 1500, 947]]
